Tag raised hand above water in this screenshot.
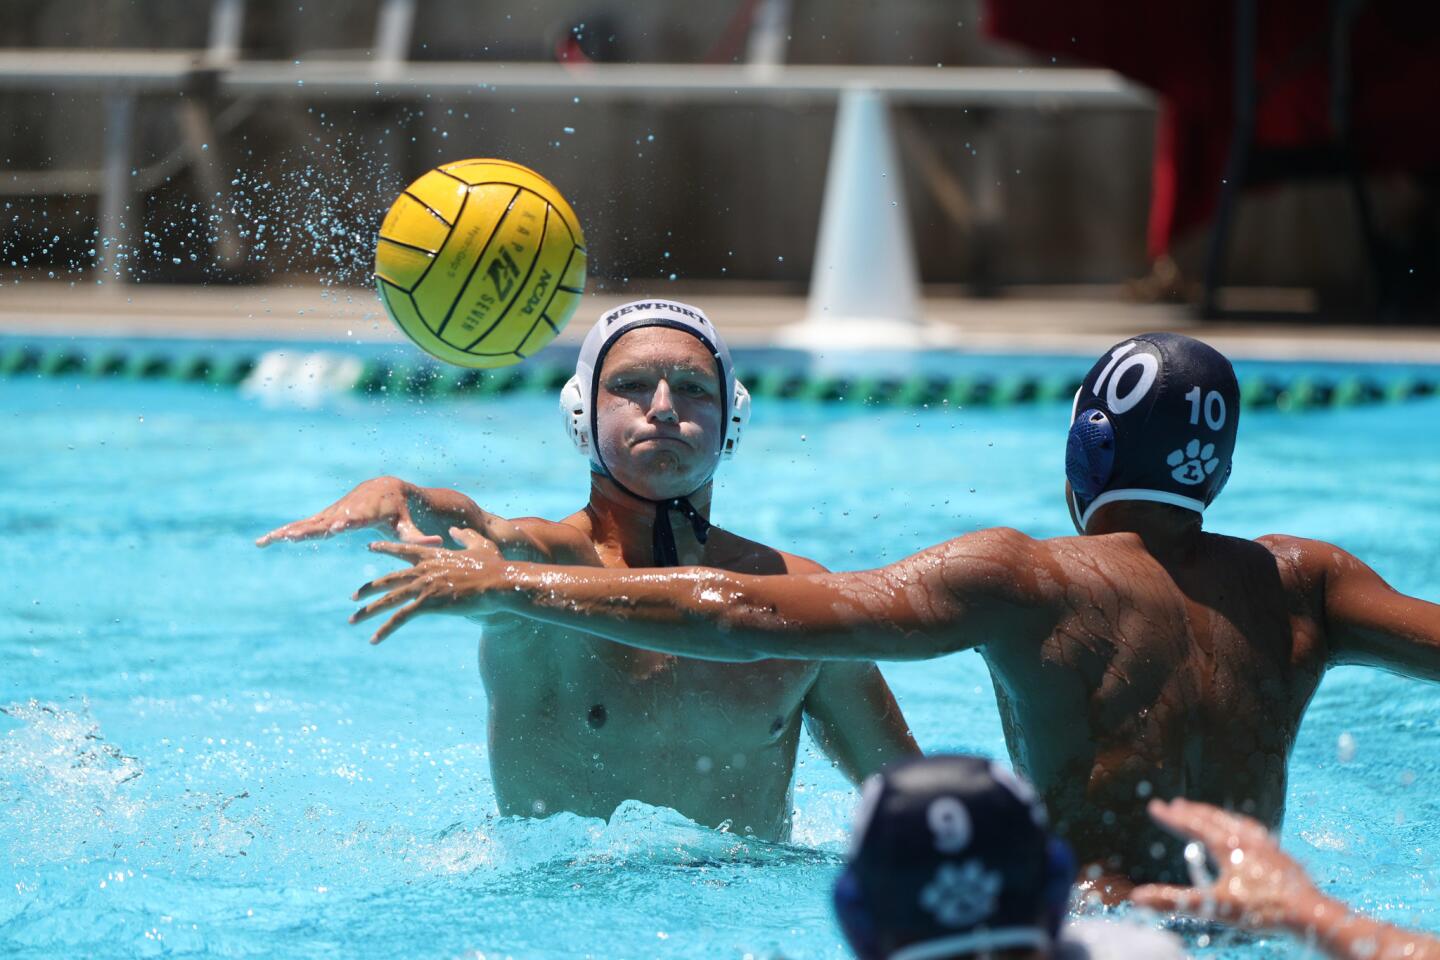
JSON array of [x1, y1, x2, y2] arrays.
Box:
[[1133, 798, 1440, 959], [255, 476, 449, 547]]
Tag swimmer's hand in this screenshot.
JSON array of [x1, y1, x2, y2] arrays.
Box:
[[256, 477, 445, 548], [1131, 798, 1315, 929], [1134, 798, 1440, 958], [350, 528, 507, 643]]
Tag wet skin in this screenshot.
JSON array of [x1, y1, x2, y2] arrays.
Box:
[[262, 326, 917, 841], [351, 501, 1440, 884], [1134, 798, 1440, 959], [475, 513, 914, 839]]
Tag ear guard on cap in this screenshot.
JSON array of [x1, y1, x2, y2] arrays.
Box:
[[723, 380, 751, 458], [560, 374, 591, 456], [1065, 408, 1116, 503], [559, 373, 751, 462]]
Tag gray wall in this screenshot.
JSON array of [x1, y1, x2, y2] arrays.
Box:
[[0, 0, 1166, 291]]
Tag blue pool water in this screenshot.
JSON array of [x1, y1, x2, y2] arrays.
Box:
[[3, 368, 1440, 958]]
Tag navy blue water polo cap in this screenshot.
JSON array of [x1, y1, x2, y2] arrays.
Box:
[[834, 756, 1075, 960], [1065, 333, 1240, 531]]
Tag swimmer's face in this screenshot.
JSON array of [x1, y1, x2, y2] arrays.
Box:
[[595, 327, 724, 499]]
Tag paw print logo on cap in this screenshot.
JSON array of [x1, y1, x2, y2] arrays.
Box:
[[1167, 439, 1220, 486], [920, 861, 1004, 928]]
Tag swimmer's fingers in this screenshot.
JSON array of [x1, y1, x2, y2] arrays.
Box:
[[257, 508, 392, 547], [1130, 883, 1226, 920], [258, 479, 443, 548], [1147, 798, 1272, 853], [368, 541, 440, 565], [451, 526, 503, 559], [256, 511, 339, 547], [369, 598, 428, 644], [352, 568, 420, 601], [349, 578, 424, 625], [394, 514, 444, 546]]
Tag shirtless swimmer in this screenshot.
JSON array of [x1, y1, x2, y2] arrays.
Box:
[[261, 299, 919, 841]]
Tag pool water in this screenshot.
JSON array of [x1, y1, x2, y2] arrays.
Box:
[[3, 372, 1439, 958]]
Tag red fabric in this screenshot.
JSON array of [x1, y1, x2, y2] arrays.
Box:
[[984, 0, 1440, 257]]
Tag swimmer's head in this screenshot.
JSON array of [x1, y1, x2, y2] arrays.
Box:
[[1065, 333, 1239, 534], [560, 299, 750, 500], [834, 755, 1075, 960]]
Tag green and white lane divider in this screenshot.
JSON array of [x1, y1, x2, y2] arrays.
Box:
[[2, 342, 1437, 411]]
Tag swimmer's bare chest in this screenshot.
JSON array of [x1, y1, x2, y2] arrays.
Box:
[[982, 535, 1328, 877], [476, 611, 820, 831]]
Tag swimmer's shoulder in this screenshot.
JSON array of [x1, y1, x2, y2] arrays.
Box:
[[909, 527, 1071, 616], [506, 512, 603, 566], [923, 525, 1044, 560], [1253, 532, 1343, 584], [931, 526, 1063, 582], [1254, 532, 1382, 607], [704, 526, 828, 575]]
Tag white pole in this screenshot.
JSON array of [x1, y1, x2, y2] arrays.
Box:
[[207, 0, 244, 63], [375, 0, 417, 74], [746, 0, 792, 69], [97, 92, 135, 287], [781, 87, 925, 349]]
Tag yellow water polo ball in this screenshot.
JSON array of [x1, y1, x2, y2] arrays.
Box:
[[374, 158, 586, 368]]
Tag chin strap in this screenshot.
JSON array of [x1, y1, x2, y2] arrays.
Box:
[[653, 497, 710, 567]]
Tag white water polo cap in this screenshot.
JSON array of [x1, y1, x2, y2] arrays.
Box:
[[559, 298, 751, 470]]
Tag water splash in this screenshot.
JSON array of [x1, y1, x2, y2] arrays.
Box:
[[0, 700, 145, 864], [0, 118, 410, 288]]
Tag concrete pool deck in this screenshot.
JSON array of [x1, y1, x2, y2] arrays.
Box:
[[4, 281, 1440, 362]]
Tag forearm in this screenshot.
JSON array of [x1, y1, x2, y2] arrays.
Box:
[[405, 485, 487, 542], [405, 485, 553, 560], [1291, 894, 1440, 960], [492, 563, 958, 663], [1315, 541, 1440, 680]]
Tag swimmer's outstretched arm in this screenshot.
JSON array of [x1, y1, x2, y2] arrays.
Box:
[[353, 526, 1061, 658], [1268, 536, 1440, 681], [257, 476, 596, 565], [1133, 798, 1440, 959]]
